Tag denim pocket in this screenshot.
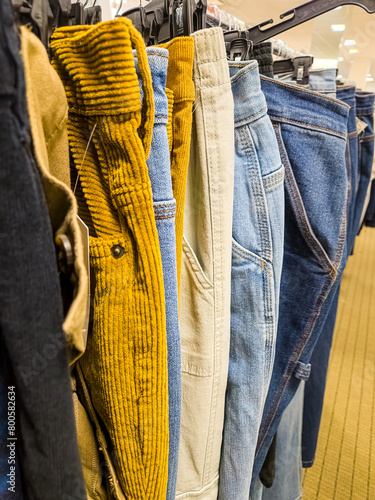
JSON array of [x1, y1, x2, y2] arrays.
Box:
[[180, 237, 214, 377], [232, 237, 275, 387], [274, 123, 347, 272]]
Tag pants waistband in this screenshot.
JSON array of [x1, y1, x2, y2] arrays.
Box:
[[309, 68, 337, 95], [192, 27, 230, 89], [355, 90, 375, 116], [134, 47, 169, 123], [228, 61, 267, 125]]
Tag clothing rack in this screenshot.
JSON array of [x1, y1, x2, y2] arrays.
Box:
[[206, 3, 246, 31], [271, 38, 305, 59]]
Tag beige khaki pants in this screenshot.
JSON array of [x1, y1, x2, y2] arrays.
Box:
[[176, 27, 235, 500]]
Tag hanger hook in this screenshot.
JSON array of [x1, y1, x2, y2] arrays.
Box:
[[116, 0, 123, 17]]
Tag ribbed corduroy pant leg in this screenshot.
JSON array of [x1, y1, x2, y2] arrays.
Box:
[[51, 19, 169, 500]]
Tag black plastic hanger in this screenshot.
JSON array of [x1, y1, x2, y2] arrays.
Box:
[[246, 0, 375, 44], [182, 0, 207, 36], [123, 0, 168, 44], [121, 6, 151, 42]]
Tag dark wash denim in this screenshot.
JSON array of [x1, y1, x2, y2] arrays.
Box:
[[364, 181, 375, 226], [336, 86, 358, 255], [356, 92, 375, 231], [302, 89, 375, 467], [250, 77, 349, 492], [0, 1, 86, 498]]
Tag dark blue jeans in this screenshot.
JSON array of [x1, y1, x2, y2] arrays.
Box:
[[250, 77, 349, 492], [302, 88, 375, 467], [357, 92, 375, 231], [0, 1, 86, 498]]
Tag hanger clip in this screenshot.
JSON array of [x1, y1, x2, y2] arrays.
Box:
[[293, 55, 314, 84], [225, 31, 253, 61]]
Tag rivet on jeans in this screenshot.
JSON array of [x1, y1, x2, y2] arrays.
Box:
[[111, 245, 125, 259]]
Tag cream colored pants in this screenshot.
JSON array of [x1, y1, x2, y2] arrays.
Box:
[[176, 27, 235, 500]]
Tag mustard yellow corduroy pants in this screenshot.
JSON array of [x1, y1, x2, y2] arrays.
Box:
[[159, 37, 195, 293], [51, 19, 169, 500]]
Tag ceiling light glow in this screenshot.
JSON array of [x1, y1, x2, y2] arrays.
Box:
[[338, 56, 344, 62], [349, 48, 358, 54], [366, 77, 374, 82], [344, 39, 357, 46], [331, 24, 346, 32]]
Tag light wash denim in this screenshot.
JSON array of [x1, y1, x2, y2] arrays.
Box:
[[275, 67, 336, 99], [252, 382, 305, 500], [218, 61, 285, 500], [135, 47, 181, 500], [308, 68, 337, 98], [250, 76, 349, 494]]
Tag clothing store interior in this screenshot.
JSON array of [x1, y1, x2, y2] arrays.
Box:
[[1, 0, 375, 499]]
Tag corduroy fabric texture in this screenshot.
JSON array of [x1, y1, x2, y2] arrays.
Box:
[[51, 19, 169, 500], [158, 37, 195, 292]]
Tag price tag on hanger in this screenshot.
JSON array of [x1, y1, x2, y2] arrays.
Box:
[[76, 215, 90, 349]]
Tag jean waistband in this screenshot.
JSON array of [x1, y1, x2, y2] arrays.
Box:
[[135, 47, 169, 124], [337, 85, 356, 134], [260, 75, 349, 138], [337, 84, 356, 107], [228, 61, 267, 126], [355, 90, 375, 116], [308, 68, 337, 95], [192, 27, 230, 89]]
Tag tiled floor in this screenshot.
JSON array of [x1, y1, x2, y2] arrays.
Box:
[[303, 227, 375, 500]]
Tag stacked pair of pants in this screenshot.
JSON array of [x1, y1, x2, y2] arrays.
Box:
[[52, 19, 170, 499], [218, 60, 285, 500], [250, 77, 349, 495]]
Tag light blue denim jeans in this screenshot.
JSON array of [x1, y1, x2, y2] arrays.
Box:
[[136, 47, 181, 500], [253, 382, 305, 500], [218, 61, 285, 500]]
